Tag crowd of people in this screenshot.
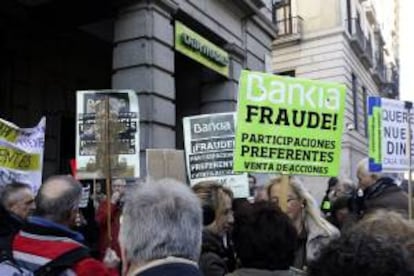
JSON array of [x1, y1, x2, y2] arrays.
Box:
[[0, 157, 413, 275]]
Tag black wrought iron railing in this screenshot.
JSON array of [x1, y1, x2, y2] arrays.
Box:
[[366, 38, 373, 61], [375, 51, 386, 80], [347, 18, 365, 45], [276, 16, 303, 37]]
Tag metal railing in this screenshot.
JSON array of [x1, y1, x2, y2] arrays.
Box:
[[365, 38, 373, 62], [374, 51, 386, 80], [347, 18, 365, 48], [347, 18, 373, 64], [381, 66, 399, 98], [276, 16, 303, 37]]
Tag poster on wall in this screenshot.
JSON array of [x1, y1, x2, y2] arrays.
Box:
[[183, 113, 249, 198], [76, 90, 140, 180], [233, 70, 346, 177], [0, 117, 46, 192], [368, 96, 414, 172]]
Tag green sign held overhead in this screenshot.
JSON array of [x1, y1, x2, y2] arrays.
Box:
[[175, 21, 229, 77], [233, 70, 346, 177]]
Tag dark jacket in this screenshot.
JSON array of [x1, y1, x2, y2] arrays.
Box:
[[0, 205, 24, 237], [76, 197, 100, 259], [199, 229, 235, 276], [226, 268, 306, 276], [363, 177, 409, 217], [135, 262, 202, 276], [0, 204, 24, 258]]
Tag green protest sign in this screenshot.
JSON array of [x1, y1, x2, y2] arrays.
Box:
[[368, 99, 382, 167], [233, 70, 346, 176]]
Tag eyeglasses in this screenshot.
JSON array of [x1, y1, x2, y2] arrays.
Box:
[[271, 197, 300, 204], [287, 197, 299, 203]]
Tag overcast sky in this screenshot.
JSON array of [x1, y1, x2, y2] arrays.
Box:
[[399, 0, 413, 102]]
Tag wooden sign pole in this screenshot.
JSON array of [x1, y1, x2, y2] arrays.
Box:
[[104, 96, 112, 242]]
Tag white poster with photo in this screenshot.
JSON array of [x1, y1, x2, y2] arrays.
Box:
[[76, 90, 140, 179], [183, 113, 249, 198], [0, 117, 46, 192]]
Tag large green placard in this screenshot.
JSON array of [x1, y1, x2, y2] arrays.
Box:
[[233, 70, 346, 176]]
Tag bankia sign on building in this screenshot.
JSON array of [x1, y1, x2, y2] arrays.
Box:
[[175, 21, 230, 77]]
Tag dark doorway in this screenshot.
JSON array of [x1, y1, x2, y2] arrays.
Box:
[[0, 1, 113, 177], [175, 53, 204, 149]]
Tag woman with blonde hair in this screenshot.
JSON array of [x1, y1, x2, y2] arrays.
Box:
[[267, 176, 339, 270], [193, 181, 236, 276]]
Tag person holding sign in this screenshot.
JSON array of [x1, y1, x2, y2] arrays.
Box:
[[267, 176, 339, 270], [356, 158, 409, 217]]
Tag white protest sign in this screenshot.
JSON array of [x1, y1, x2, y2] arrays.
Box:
[[76, 90, 140, 179], [183, 113, 249, 198], [368, 97, 414, 172], [79, 185, 91, 208], [0, 117, 46, 192]]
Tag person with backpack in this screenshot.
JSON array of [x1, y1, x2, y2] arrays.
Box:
[[9, 175, 119, 275], [320, 177, 338, 216]]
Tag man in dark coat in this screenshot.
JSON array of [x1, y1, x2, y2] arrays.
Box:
[[0, 183, 35, 221], [0, 183, 35, 259], [356, 158, 409, 217], [0, 204, 24, 257]]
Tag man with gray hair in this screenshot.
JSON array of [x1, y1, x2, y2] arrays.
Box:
[[356, 158, 408, 217], [11, 175, 118, 275], [119, 178, 203, 276], [0, 183, 35, 275], [0, 182, 35, 240], [0, 182, 35, 221]]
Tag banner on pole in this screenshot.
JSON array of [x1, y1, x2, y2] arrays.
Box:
[[233, 70, 346, 177], [76, 90, 140, 179], [183, 113, 249, 198], [368, 96, 414, 172], [0, 117, 46, 192]]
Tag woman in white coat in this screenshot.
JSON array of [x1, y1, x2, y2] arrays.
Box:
[[267, 176, 339, 270]]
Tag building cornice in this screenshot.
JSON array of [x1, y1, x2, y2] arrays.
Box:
[[233, 0, 277, 39]]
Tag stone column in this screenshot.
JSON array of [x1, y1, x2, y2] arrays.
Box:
[[112, 0, 178, 176]]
